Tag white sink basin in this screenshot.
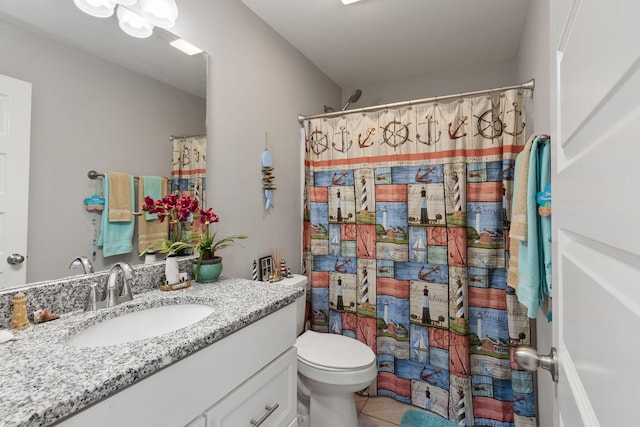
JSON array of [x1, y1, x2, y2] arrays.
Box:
[[69, 304, 215, 348]]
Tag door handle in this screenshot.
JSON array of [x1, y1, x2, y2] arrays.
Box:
[[515, 345, 558, 382], [7, 254, 25, 265]]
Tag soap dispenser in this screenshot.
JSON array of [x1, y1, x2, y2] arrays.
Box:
[[11, 292, 30, 330]]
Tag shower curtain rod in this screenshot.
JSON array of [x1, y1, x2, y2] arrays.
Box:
[[297, 78, 535, 123], [169, 132, 206, 141]]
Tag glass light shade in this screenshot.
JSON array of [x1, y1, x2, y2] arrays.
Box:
[[140, 0, 178, 29], [113, 0, 137, 6], [74, 0, 116, 18], [116, 6, 153, 38]]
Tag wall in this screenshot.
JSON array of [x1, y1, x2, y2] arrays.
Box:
[[515, 0, 552, 425], [516, 0, 551, 134], [172, 0, 341, 279], [0, 18, 206, 284], [342, 58, 518, 108]]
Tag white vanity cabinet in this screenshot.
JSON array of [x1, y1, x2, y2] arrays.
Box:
[[57, 303, 298, 427]]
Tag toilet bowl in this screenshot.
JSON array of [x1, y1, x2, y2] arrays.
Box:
[[296, 330, 377, 427], [277, 275, 377, 427]]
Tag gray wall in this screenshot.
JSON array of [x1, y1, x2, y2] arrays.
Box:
[[0, 18, 206, 284], [342, 57, 518, 108], [515, 0, 552, 426]]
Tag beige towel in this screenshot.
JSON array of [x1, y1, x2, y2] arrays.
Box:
[[137, 177, 169, 252], [507, 136, 534, 290], [510, 137, 534, 241], [507, 239, 521, 290], [108, 172, 133, 222]]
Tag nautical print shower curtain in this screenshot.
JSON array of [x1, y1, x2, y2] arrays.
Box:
[[170, 135, 207, 237], [302, 90, 536, 427], [171, 135, 207, 205]]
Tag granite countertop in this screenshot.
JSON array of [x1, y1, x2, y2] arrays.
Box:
[[0, 278, 302, 427]]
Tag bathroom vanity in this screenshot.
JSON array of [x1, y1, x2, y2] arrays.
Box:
[[0, 278, 302, 427]]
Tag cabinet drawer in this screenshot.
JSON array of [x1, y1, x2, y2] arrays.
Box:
[[205, 347, 297, 427]]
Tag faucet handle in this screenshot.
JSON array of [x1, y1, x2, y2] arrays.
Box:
[[84, 283, 98, 311], [119, 282, 133, 303], [106, 281, 118, 308], [117, 263, 134, 303]]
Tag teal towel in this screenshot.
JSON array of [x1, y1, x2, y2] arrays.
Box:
[[538, 141, 552, 296], [142, 176, 163, 220], [399, 409, 458, 426], [517, 136, 552, 317], [98, 173, 135, 257]]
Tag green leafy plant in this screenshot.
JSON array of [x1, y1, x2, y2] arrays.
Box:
[[139, 195, 247, 280]]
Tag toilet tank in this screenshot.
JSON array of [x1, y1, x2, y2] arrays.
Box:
[[276, 274, 308, 336]]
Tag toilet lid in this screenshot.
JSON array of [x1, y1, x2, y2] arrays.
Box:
[[295, 331, 375, 370]]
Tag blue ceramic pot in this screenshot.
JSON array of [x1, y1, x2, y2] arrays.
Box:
[[193, 256, 223, 283]]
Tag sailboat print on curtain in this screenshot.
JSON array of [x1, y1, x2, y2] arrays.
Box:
[[303, 89, 536, 427]]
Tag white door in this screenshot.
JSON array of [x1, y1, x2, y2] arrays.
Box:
[[552, 0, 640, 425], [0, 74, 31, 288]]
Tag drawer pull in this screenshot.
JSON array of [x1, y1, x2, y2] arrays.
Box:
[[249, 403, 279, 426]]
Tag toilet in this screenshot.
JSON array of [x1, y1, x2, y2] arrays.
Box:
[[278, 275, 377, 427]]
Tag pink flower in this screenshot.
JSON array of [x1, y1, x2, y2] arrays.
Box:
[[199, 208, 220, 225], [140, 194, 218, 226], [139, 195, 247, 267]]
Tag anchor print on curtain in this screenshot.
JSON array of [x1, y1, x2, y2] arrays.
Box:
[[302, 90, 536, 427]]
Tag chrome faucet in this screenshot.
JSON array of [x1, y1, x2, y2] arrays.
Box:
[[84, 262, 135, 311], [69, 256, 94, 274], [105, 262, 135, 307]]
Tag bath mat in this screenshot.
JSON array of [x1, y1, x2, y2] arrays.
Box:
[[399, 409, 459, 427]]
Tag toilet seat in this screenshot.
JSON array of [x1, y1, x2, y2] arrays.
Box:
[[295, 331, 375, 371]]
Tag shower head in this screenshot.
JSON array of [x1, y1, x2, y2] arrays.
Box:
[[341, 89, 362, 111]]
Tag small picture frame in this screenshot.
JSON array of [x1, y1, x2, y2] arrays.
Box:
[[259, 255, 273, 282]]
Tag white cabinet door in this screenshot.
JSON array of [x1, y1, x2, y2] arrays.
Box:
[[552, 0, 640, 425], [186, 416, 206, 427], [0, 74, 31, 288], [205, 347, 297, 427]]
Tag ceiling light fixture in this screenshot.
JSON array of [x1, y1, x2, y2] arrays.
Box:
[[340, 0, 361, 5], [140, 0, 178, 29], [116, 6, 153, 38], [74, 0, 178, 38], [73, 0, 116, 18], [169, 39, 203, 56]]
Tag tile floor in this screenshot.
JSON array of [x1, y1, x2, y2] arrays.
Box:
[[355, 394, 422, 426]]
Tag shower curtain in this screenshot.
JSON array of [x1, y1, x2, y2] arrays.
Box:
[[170, 135, 207, 238], [302, 90, 536, 427]]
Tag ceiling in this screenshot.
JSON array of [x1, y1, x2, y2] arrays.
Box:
[[1, 0, 529, 96], [241, 0, 530, 89]]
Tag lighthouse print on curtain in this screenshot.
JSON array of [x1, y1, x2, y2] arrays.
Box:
[[302, 89, 536, 427]]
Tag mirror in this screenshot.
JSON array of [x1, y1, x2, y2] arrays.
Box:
[[0, 0, 207, 289]]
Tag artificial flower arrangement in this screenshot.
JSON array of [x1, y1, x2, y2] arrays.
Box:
[[139, 194, 247, 281]]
